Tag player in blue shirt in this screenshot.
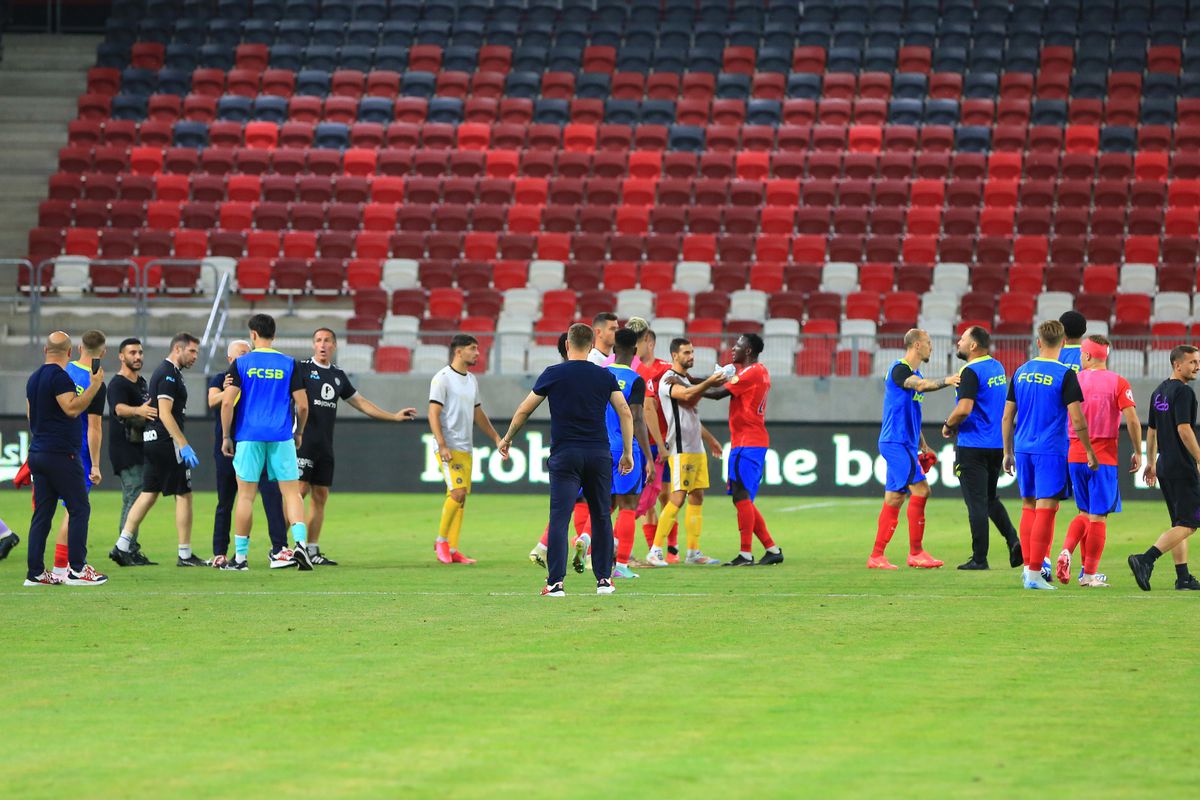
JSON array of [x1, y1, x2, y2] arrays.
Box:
[[501, 323, 633, 597], [606, 328, 654, 579], [869, 329, 960, 571], [941, 326, 1022, 571], [1003, 320, 1098, 590], [220, 314, 311, 570]]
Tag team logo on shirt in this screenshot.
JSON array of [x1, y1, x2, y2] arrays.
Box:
[[310, 370, 320, 380], [321, 384, 336, 401]]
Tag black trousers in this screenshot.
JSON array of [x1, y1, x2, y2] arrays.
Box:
[[956, 446, 1018, 563], [213, 453, 287, 556], [547, 447, 613, 586], [27, 451, 90, 579]]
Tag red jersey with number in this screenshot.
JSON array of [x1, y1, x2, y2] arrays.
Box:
[[727, 362, 770, 448], [638, 359, 672, 442]]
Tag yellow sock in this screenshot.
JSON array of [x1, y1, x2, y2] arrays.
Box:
[[653, 502, 681, 548], [685, 504, 703, 551], [438, 495, 461, 540], [448, 503, 465, 551]]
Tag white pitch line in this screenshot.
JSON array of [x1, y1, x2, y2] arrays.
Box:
[[778, 499, 877, 512], [0, 589, 1157, 600]]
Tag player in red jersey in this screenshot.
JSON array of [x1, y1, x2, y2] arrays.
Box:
[[635, 328, 677, 561], [702, 334, 784, 565]]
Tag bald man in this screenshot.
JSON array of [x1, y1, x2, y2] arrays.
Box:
[[24, 332, 107, 586]]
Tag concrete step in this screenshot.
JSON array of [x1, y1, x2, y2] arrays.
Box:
[[0, 35, 102, 72], [0, 96, 79, 122], [0, 71, 86, 96]]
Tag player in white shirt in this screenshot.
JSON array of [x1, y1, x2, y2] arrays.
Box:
[[587, 312, 618, 365], [429, 334, 505, 564]]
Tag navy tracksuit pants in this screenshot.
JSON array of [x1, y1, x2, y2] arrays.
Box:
[[213, 452, 287, 556], [27, 451, 90, 579], [546, 447, 613, 586]]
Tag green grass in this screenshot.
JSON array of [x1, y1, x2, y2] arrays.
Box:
[[1, 492, 1197, 799]]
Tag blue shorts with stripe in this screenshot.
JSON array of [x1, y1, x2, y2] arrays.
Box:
[[1070, 462, 1121, 515], [1015, 452, 1070, 500], [726, 446, 768, 501], [611, 447, 646, 496], [879, 442, 925, 493]]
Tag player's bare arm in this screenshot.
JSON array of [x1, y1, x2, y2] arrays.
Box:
[[904, 373, 960, 392], [499, 391, 545, 459], [292, 387, 309, 448], [220, 385, 239, 456], [1002, 400, 1017, 474], [158, 396, 189, 451], [57, 366, 103, 418], [1067, 401, 1099, 470], [119, 398, 157, 419], [347, 394, 417, 422], [87, 412, 103, 486], [942, 397, 975, 438], [609, 390, 634, 475], [700, 424, 723, 458], [1122, 405, 1143, 473], [429, 401, 451, 462], [644, 395, 667, 454], [1144, 428, 1159, 486], [630, 401, 653, 479], [473, 404, 507, 457], [668, 372, 726, 405]]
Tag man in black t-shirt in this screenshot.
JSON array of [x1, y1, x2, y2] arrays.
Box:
[[118, 333, 208, 567], [294, 328, 416, 565], [106, 337, 157, 566], [1129, 345, 1200, 591]]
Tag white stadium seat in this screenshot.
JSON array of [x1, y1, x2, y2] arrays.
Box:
[[1036, 291, 1074, 320], [527, 260, 565, 291], [616, 288, 654, 319], [502, 287, 540, 317], [1153, 292, 1191, 323], [412, 344, 447, 373], [338, 343, 374, 374], [674, 261, 712, 294], [820, 262, 858, 295], [381, 258, 419, 290], [1118, 263, 1157, 295], [930, 262, 969, 296], [728, 289, 768, 321], [381, 314, 419, 347], [51, 256, 90, 295]]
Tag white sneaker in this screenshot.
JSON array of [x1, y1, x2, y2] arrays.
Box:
[[65, 564, 108, 586], [646, 548, 668, 567], [528, 545, 546, 568], [1022, 568, 1056, 590], [23, 570, 65, 587], [596, 578, 616, 595], [1080, 574, 1110, 587], [685, 551, 721, 565], [269, 548, 297, 569]]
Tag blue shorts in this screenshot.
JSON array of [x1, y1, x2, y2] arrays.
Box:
[[879, 442, 925, 493], [1015, 452, 1070, 500], [611, 448, 646, 496], [1070, 462, 1121, 515], [233, 440, 299, 482], [727, 446, 767, 500]]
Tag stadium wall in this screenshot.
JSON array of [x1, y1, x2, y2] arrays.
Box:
[[0, 415, 1153, 499]]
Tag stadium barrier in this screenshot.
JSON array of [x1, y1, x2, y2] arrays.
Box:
[[0, 415, 1152, 498]]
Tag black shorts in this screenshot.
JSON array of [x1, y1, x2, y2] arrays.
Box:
[[142, 440, 192, 497], [298, 446, 334, 487], [1159, 470, 1200, 529]]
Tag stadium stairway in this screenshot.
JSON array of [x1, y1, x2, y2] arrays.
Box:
[[0, 34, 100, 259]]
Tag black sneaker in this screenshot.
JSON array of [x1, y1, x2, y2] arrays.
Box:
[[292, 545, 314, 571], [596, 578, 615, 595], [177, 554, 208, 567], [0, 532, 19, 561], [130, 548, 157, 566], [109, 546, 138, 567], [1008, 539, 1024, 568], [1176, 574, 1200, 590], [957, 559, 989, 570], [309, 549, 338, 566], [757, 549, 785, 566], [221, 559, 249, 571], [723, 554, 755, 566], [1128, 554, 1154, 591]]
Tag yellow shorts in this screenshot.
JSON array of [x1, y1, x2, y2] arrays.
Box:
[[442, 450, 473, 495], [669, 452, 709, 493]]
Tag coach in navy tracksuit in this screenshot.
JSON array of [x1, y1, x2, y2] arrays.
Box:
[[24, 332, 104, 584], [500, 323, 635, 596]]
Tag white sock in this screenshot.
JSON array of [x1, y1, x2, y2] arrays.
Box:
[[450, 547, 458, 554], [116, 532, 133, 552], [739, 550, 753, 559], [307, 543, 319, 555], [767, 545, 781, 554], [52, 565, 68, 577], [687, 549, 698, 558], [178, 544, 191, 559], [1081, 572, 1094, 581], [436, 536, 448, 543], [533, 542, 547, 553], [235, 553, 247, 564]]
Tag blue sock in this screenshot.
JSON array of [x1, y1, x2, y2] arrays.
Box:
[[235, 535, 250, 562], [291, 522, 307, 548]]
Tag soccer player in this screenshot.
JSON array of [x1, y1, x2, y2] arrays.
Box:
[[635, 328, 676, 559], [299, 327, 417, 565], [208, 340, 290, 568], [1127, 345, 1200, 591], [941, 326, 1022, 571], [500, 323, 633, 597], [106, 337, 157, 566], [118, 333, 205, 566], [1003, 320, 1098, 590], [1058, 311, 1086, 373], [24, 331, 106, 586], [1054, 335, 1142, 587], [50, 330, 107, 578], [607, 328, 655, 579], [869, 329, 960, 570], [0, 518, 18, 561], [220, 314, 312, 571], [646, 337, 728, 567], [702, 334, 784, 566], [587, 311, 619, 365], [429, 334, 504, 564]]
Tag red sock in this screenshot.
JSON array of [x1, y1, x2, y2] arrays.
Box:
[[735, 499, 756, 552], [906, 495, 928, 554], [1031, 507, 1058, 568], [1082, 519, 1106, 575], [642, 523, 656, 547], [668, 523, 678, 549], [872, 503, 901, 557], [615, 509, 636, 564], [54, 543, 68, 569], [752, 505, 775, 549], [1019, 508, 1036, 567], [539, 524, 549, 548], [1063, 513, 1088, 555], [573, 501, 591, 535]]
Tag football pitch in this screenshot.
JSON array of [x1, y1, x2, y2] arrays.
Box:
[[1, 491, 1197, 799]]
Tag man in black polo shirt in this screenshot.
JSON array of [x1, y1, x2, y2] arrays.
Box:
[[106, 337, 157, 566], [24, 331, 107, 586], [500, 323, 635, 597], [1128, 344, 1200, 591]]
